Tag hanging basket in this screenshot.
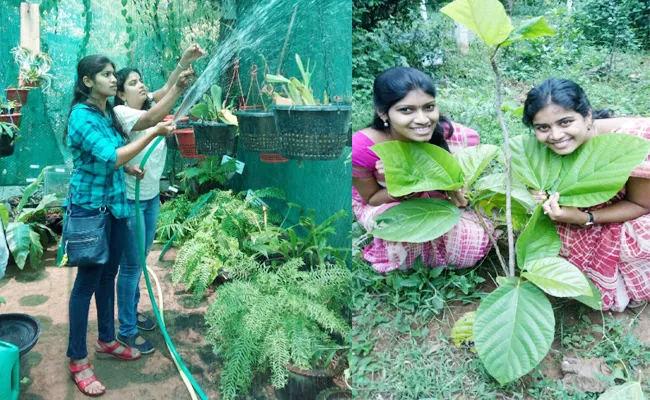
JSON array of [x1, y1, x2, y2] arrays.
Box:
[[4, 88, 29, 105], [260, 153, 288, 163], [274, 104, 352, 161], [0, 135, 15, 157], [235, 110, 278, 152], [0, 114, 22, 128], [190, 121, 238, 157]]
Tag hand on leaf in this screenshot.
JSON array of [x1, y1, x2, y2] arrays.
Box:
[[542, 193, 589, 225]]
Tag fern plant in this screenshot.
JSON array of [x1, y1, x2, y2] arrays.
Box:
[[177, 156, 238, 199], [205, 257, 351, 399]]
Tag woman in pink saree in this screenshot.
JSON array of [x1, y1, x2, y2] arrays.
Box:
[[352, 67, 494, 274], [524, 78, 650, 312]]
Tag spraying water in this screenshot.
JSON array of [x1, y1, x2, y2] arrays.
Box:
[[173, 0, 310, 122]]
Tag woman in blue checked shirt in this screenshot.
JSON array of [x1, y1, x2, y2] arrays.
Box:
[[63, 54, 174, 397]]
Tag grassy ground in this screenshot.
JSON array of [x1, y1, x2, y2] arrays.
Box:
[[351, 6, 650, 400]]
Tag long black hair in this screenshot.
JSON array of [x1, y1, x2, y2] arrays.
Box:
[[372, 67, 453, 152], [522, 78, 612, 128], [63, 54, 128, 146], [114, 67, 153, 110]]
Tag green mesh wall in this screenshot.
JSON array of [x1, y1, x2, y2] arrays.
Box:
[[0, 0, 351, 248]]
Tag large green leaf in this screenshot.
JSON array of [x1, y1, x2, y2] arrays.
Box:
[[0, 204, 8, 227], [474, 173, 536, 211], [441, 0, 513, 47], [574, 276, 603, 310], [373, 198, 460, 243], [477, 192, 531, 231], [17, 194, 59, 223], [17, 166, 51, 213], [474, 280, 554, 385], [6, 222, 34, 269], [454, 144, 499, 186], [510, 135, 562, 191], [555, 134, 650, 207], [598, 381, 645, 400], [515, 205, 561, 267], [522, 257, 592, 298], [371, 141, 463, 197], [501, 16, 555, 47]]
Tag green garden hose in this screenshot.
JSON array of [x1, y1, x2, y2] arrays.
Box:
[[135, 136, 208, 400]]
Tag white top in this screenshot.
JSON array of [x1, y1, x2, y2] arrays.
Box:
[[113, 105, 167, 201]]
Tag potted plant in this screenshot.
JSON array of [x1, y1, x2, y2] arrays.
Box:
[[0, 112, 21, 129], [4, 86, 29, 106], [11, 47, 54, 92], [0, 100, 19, 115], [0, 121, 18, 157], [236, 72, 279, 153], [205, 256, 351, 399], [190, 84, 239, 157], [265, 54, 352, 161]]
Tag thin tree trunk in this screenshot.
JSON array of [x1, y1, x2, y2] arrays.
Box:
[[490, 53, 515, 276]]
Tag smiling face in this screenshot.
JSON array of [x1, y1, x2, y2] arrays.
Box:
[[383, 89, 439, 142], [532, 103, 594, 155], [117, 71, 148, 109], [85, 63, 117, 98]]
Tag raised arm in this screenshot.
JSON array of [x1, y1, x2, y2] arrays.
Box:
[[151, 44, 205, 102]]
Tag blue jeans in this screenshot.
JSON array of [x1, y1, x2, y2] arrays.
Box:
[[67, 205, 126, 360], [117, 195, 160, 337]]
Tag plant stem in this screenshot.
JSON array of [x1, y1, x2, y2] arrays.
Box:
[[277, 5, 299, 74], [475, 208, 508, 277], [490, 50, 515, 277]]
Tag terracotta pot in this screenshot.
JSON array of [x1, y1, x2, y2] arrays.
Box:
[[4, 89, 29, 105], [0, 114, 21, 128]]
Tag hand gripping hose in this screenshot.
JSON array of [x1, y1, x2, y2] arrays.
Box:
[[135, 136, 208, 400]]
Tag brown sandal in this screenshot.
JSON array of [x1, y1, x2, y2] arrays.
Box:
[[69, 361, 105, 397]]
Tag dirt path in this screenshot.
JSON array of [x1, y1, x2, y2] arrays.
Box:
[[0, 245, 235, 400]]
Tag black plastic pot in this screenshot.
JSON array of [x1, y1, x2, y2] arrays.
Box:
[[274, 104, 352, 161], [236, 110, 278, 152], [190, 121, 238, 157], [0, 314, 41, 357], [276, 364, 334, 400], [0, 135, 15, 157]]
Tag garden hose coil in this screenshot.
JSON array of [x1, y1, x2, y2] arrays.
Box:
[[135, 136, 207, 400]]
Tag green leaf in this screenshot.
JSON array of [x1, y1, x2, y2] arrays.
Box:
[[555, 134, 650, 207], [452, 311, 476, 347], [121, 0, 127, 6], [454, 144, 499, 186], [574, 277, 603, 310], [501, 16, 555, 47], [0, 297, 5, 304], [474, 280, 554, 385], [6, 222, 33, 269], [474, 173, 536, 211], [28, 228, 43, 268], [121, 9, 127, 17], [501, 101, 524, 117], [265, 74, 291, 84], [440, 0, 513, 47], [210, 85, 223, 111], [510, 135, 561, 191], [373, 198, 460, 243], [371, 141, 463, 197], [516, 205, 560, 267], [0, 204, 8, 227], [191, 103, 210, 119], [17, 167, 50, 214], [17, 194, 59, 223], [522, 257, 592, 298], [598, 382, 645, 400], [477, 192, 531, 231], [126, 16, 133, 24]]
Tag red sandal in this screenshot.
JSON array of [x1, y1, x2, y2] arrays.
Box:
[[69, 361, 105, 397], [95, 340, 141, 360]]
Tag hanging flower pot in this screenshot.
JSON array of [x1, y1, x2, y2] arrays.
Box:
[[235, 109, 278, 152], [191, 121, 238, 157], [4, 88, 29, 105], [259, 152, 288, 163], [274, 104, 352, 161], [162, 115, 203, 159], [0, 114, 22, 128]]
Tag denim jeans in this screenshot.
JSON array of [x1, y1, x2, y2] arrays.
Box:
[[66, 204, 126, 360], [117, 195, 160, 337]]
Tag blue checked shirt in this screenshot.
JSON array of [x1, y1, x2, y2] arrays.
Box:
[[66, 104, 129, 219]]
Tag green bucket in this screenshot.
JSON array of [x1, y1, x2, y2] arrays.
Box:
[[273, 104, 352, 161], [235, 110, 278, 153], [0, 340, 19, 400], [190, 121, 239, 157]]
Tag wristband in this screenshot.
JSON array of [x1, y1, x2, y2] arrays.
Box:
[[177, 62, 189, 70], [583, 210, 594, 227]]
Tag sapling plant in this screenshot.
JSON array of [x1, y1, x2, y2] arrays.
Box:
[[368, 0, 650, 391]]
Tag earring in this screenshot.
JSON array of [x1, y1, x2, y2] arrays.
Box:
[[383, 120, 389, 127]]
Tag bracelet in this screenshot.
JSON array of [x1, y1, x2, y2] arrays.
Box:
[[177, 62, 189, 70]]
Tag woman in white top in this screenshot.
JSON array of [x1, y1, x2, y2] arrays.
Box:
[[112, 44, 205, 354]]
